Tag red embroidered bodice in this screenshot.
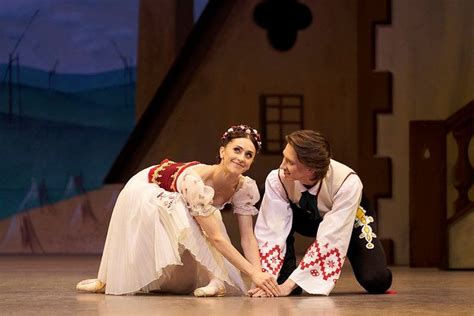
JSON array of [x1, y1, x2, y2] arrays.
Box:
[[147, 159, 200, 192]]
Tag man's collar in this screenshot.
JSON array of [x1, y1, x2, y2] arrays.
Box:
[[295, 180, 320, 195]]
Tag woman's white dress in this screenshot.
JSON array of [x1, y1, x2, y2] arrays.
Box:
[[97, 162, 259, 295]]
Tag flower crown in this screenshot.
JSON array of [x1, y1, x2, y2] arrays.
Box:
[[221, 124, 262, 151]]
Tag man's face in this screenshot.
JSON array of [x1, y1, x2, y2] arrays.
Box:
[[280, 144, 315, 184]]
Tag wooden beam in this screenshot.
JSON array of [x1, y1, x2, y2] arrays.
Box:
[[106, 1, 236, 183]]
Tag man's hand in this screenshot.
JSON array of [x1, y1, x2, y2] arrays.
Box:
[[248, 279, 297, 298], [249, 270, 280, 297]]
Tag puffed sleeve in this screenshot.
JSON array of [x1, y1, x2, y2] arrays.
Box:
[[176, 169, 218, 217], [231, 176, 260, 216]]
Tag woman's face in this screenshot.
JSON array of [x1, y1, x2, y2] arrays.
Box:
[[219, 137, 256, 175]]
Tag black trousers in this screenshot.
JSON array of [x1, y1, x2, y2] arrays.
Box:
[[277, 195, 392, 294]]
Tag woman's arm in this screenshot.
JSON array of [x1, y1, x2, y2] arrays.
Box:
[[178, 170, 278, 296], [236, 214, 261, 269], [194, 214, 279, 296]]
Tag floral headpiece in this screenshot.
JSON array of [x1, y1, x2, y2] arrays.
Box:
[[221, 124, 262, 151]]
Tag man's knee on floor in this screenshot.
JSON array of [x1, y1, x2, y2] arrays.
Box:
[[356, 268, 392, 294]]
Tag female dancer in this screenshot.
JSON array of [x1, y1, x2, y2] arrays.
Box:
[[77, 125, 279, 297]]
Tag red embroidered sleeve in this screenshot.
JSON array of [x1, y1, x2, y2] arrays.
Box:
[[259, 242, 285, 277], [298, 240, 343, 283]]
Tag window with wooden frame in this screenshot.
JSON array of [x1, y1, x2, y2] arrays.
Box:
[[260, 94, 304, 154]]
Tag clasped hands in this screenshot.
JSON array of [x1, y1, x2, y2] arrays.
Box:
[[248, 270, 296, 298]]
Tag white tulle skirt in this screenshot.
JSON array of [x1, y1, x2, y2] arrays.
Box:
[[97, 167, 246, 295]]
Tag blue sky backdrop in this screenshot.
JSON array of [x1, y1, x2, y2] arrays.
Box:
[[0, 0, 208, 220], [0, 0, 139, 74], [0, 0, 208, 74]]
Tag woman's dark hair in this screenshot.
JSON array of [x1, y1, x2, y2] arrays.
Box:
[[286, 130, 331, 181], [217, 125, 262, 163]]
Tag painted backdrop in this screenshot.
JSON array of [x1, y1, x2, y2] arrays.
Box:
[[0, 0, 138, 253], [0, 0, 208, 254]]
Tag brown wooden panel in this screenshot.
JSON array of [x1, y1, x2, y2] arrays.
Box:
[[356, 0, 392, 217], [409, 121, 447, 267]]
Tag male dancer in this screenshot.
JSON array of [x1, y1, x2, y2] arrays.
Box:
[[252, 130, 392, 296]]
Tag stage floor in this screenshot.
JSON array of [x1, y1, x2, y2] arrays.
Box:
[[0, 255, 473, 315]]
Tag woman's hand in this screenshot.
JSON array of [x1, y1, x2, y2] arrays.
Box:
[[194, 215, 280, 297], [248, 287, 268, 298], [248, 279, 296, 298], [249, 270, 280, 297]]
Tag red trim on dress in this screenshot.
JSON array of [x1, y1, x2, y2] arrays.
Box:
[[148, 159, 200, 192]]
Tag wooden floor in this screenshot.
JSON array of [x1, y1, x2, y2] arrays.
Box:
[[0, 256, 473, 315]]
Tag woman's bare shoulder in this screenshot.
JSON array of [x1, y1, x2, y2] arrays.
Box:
[[189, 163, 213, 180]]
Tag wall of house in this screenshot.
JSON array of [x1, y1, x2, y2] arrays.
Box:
[[139, 0, 359, 184], [135, 0, 365, 259], [137, 0, 474, 265], [376, 0, 474, 264]]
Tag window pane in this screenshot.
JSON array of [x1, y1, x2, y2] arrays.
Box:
[[261, 94, 303, 154], [282, 96, 301, 106], [281, 108, 300, 122], [266, 123, 280, 140], [266, 107, 279, 121], [265, 96, 280, 106]]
